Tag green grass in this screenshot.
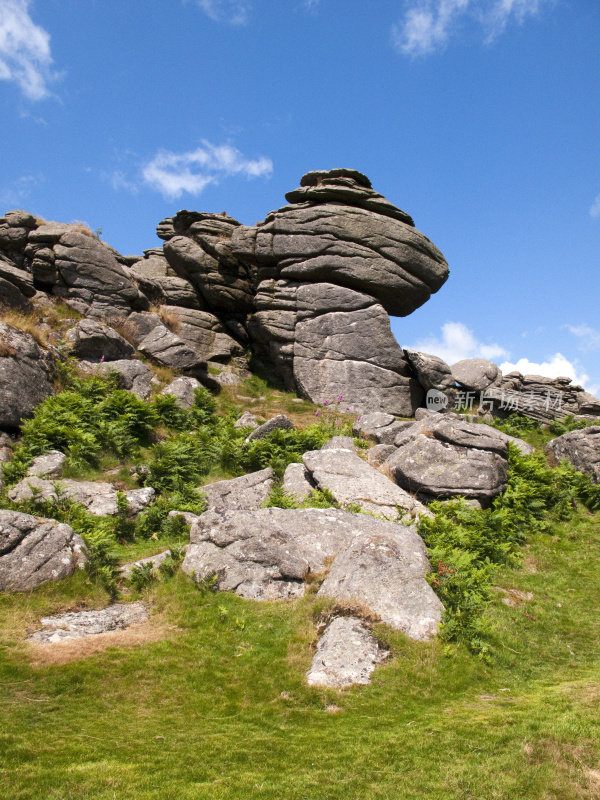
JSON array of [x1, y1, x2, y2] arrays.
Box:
[[0, 507, 599, 799]]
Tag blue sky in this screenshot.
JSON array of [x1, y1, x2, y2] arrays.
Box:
[[1, 0, 599, 394]]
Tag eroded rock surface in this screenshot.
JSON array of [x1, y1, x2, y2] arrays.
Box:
[[545, 427, 600, 483], [29, 602, 148, 642], [8, 477, 155, 516], [0, 510, 86, 591], [307, 616, 388, 688], [0, 322, 53, 430]]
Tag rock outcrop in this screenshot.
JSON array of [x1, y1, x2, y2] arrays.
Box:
[[182, 507, 442, 639], [0, 322, 53, 431], [0, 510, 86, 591], [8, 477, 155, 517]]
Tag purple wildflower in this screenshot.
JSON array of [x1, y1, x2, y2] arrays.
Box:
[[357, 415, 361, 421], [100, 355, 105, 363], [315, 410, 319, 417], [324, 400, 328, 406], [338, 395, 343, 402]]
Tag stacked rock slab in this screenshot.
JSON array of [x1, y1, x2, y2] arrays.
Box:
[[222, 169, 449, 413]]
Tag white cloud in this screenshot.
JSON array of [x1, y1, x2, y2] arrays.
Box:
[[392, 0, 550, 56], [590, 194, 600, 218], [0, 0, 55, 99], [406, 321, 509, 364], [499, 353, 590, 388], [0, 173, 38, 206], [566, 324, 600, 352], [141, 140, 273, 199], [195, 0, 251, 25]]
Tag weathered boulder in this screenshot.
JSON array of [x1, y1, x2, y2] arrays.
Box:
[[0, 510, 86, 591], [8, 477, 155, 516], [302, 446, 431, 523], [128, 249, 203, 310], [49, 229, 148, 318], [246, 414, 295, 441], [0, 322, 53, 431], [162, 306, 243, 363], [251, 280, 422, 414], [29, 602, 148, 642], [404, 349, 457, 408], [233, 410, 260, 430], [160, 376, 202, 409], [366, 444, 397, 469], [545, 426, 600, 483], [306, 616, 388, 688], [317, 528, 443, 640], [159, 211, 254, 314], [202, 468, 275, 513], [282, 462, 316, 504], [452, 358, 500, 392], [77, 359, 155, 399], [384, 416, 509, 502], [64, 318, 134, 361], [27, 450, 66, 478], [353, 412, 413, 444], [119, 551, 172, 580]]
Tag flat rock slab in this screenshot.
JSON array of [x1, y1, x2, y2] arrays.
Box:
[[353, 413, 413, 445], [302, 446, 431, 523], [307, 616, 388, 688], [0, 510, 86, 591], [202, 468, 275, 513], [28, 602, 148, 643], [545, 426, 600, 483], [27, 450, 66, 478], [183, 507, 441, 640], [8, 477, 155, 516]]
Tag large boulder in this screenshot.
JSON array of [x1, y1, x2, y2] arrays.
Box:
[[158, 211, 254, 314], [383, 415, 509, 502], [161, 306, 243, 363], [318, 528, 443, 641], [77, 359, 155, 399], [302, 445, 431, 523], [0, 322, 53, 431], [545, 427, 600, 483], [0, 510, 86, 591], [404, 349, 457, 408], [229, 169, 448, 318], [64, 319, 135, 361], [451, 358, 500, 392], [251, 280, 422, 414], [202, 468, 275, 513]]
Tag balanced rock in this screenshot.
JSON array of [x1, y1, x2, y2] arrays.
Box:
[[451, 358, 500, 392], [545, 427, 600, 483], [0, 510, 86, 591]]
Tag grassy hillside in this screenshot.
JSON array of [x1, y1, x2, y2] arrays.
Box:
[[1, 342, 599, 798]]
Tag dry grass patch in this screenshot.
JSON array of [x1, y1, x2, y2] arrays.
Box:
[[26, 619, 176, 667]]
